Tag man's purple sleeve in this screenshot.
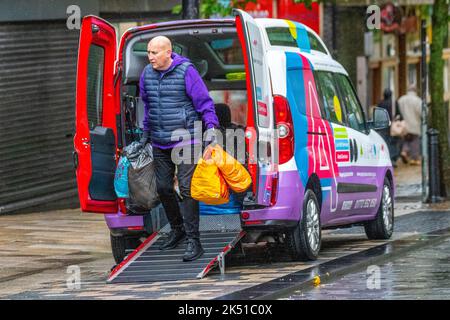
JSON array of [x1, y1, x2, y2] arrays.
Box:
[[139, 71, 151, 133], [185, 65, 219, 129]]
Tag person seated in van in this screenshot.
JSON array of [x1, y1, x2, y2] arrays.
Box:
[[214, 103, 247, 205], [214, 103, 245, 159], [139, 36, 219, 262]]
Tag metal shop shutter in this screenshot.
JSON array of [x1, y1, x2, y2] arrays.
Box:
[[0, 21, 80, 214]]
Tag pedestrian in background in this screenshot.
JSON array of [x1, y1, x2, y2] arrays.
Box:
[[378, 88, 401, 166], [397, 84, 422, 165]]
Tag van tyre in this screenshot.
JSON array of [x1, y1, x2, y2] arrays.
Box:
[[364, 177, 394, 240], [110, 234, 141, 264], [286, 189, 321, 261]]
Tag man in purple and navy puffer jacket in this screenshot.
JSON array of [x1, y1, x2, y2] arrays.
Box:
[[139, 36, 219, 262]]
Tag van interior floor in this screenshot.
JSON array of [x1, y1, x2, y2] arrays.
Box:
[[107, 214, 245, 283]]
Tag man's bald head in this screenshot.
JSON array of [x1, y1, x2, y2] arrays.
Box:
[[149, 36, 172, 50], [147, 36, 173, 71]]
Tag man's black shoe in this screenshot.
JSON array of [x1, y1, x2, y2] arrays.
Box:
[[159, 229, 186, 250], [182, 239, 204, 262]]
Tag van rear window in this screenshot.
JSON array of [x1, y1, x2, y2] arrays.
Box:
[[209, 38, 244, 65], [133, 42, 183, 55]]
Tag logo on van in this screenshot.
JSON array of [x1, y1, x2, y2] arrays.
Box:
[[333, 127, 350, 163], [258, 101, 268, 116]]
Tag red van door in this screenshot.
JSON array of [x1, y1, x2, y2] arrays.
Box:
[[74, 16, 119, 213], [234, 9, 277, 206]]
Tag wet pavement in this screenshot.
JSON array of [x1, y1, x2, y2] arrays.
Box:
[[0, 209, 111, 296], [1, 209, 448, 300], [0, 162, 448, 300], [216, 214, 450, 300], [393, 160, 450, 216], [280, 235, 450, 300]]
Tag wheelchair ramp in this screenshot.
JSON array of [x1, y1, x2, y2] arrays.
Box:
[[107, 215, 244, 283]]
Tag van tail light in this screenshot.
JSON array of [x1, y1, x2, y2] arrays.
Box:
[[273, 95, 294, 165], [245, 127, 258, 195], [270, 173, 279, 206]]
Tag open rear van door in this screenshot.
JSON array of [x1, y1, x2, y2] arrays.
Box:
[[74, 16, 119, 213], [234, 9, 277, 206]]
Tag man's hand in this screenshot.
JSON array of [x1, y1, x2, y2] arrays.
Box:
[[204, 127, 217, 148]]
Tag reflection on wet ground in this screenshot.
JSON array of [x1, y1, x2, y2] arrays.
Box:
[[281, 236, 450, 300], [1, 210, 448, 300]]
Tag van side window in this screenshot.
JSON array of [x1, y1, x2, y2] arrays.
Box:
[[265, 27, 298, 48], [314, 71, 345, 125], [307, 32, 328, 55], [334, 74, 367, 133], [87, 44, 105, 130]]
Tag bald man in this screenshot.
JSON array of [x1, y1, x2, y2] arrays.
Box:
[[139, 36, 219, 262]]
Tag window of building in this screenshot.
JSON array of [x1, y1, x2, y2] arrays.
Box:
[[408, 63, 418, 88], [382, 33, 396, 58], [382, 65, 396, 101], [369, 29, 382, 60], [406, 31, 421, 55]]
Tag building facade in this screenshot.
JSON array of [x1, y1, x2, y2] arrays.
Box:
[[0, 0, 179, 214], [1, 0, 449, 214]]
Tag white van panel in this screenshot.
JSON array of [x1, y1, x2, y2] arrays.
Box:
[[266, 51, 287, 97]]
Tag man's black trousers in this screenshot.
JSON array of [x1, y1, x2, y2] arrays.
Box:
[[153, 144, 201, 240]]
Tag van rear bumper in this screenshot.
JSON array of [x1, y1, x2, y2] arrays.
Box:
[[241, 170, 304, 225], [104, 213, 144, 230]]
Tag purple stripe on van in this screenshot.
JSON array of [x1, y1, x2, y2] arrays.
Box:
[[244, 165, 394, 227]]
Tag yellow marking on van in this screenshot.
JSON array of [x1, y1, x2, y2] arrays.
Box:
[[333, 95, 342, 123], [285, 20, 297, 40]]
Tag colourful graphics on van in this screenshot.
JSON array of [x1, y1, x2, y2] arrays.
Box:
[[333, 95, 343, 122], [284, 20, 311, 53], [256, 86, 268, 117], [286, 52, 334, 175], [284, 51, 340, 212], [332, 127, 350, 163]]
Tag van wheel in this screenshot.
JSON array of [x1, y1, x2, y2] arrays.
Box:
[[110, 234, 141, 264], [364, 177, 394, 240], [286, 189, 321, 261]]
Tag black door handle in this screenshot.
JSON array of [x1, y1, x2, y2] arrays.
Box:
[[349, 138, 354, 162]]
